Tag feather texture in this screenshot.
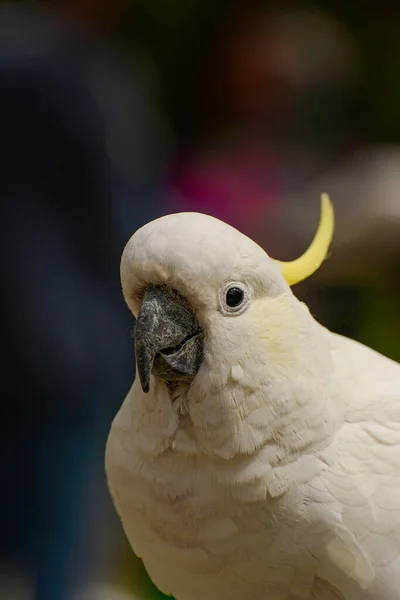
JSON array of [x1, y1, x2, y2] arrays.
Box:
[[106, 212, 400, 600]]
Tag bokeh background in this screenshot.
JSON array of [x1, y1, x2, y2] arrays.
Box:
[[1, 1, 399, 599]]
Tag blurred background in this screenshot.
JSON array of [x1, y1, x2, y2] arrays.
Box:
[[0, 0, 399, 599]]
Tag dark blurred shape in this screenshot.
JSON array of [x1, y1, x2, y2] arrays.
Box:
[[51, 0, 129, 27], [0, 2, 171, 599], [199, 5, 290, 130]]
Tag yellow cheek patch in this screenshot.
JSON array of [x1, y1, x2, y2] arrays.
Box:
[[252, 295, 297, 344], [251, 295, 311, 369], [273, 193, 334, 286]]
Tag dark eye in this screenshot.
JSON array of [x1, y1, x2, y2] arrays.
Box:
[[226, 286, 244, 308], [219, 281, 251, 315]]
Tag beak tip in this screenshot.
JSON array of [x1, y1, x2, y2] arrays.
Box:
[[137, 366, 150, 394], [135, 342, 152, 394]]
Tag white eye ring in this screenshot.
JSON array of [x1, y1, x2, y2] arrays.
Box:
[[218, 281, 251, 316]]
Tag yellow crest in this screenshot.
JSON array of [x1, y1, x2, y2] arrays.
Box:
[[274, 193, 334, 286]]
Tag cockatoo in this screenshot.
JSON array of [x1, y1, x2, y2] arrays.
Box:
[[106, 194, 400, 600]]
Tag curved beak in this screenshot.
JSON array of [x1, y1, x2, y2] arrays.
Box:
[[134, 285, 203, 393]]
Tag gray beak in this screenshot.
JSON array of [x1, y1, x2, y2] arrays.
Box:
[[134, 285, 203, 393]]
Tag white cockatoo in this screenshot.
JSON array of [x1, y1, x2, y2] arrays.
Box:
[[106, 195, 400, 600]]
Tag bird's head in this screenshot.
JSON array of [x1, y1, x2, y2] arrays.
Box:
[[121, 195, 336, 458]]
